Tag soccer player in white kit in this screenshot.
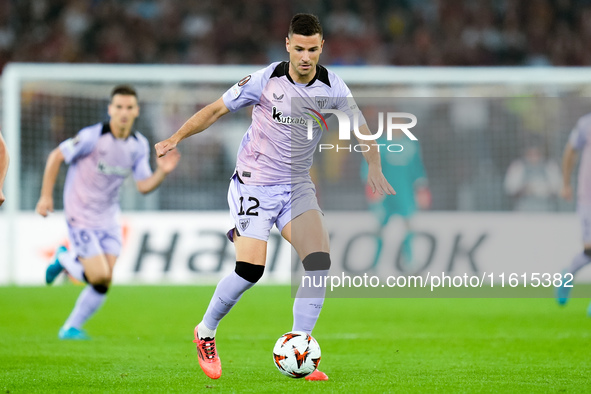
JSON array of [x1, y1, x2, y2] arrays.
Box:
[[156, 14, 395, 380], [36, 85, 180, 340], [557, 112, 591, 315]]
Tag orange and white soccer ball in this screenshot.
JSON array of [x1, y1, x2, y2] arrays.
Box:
[[272, 331, 321, 378]]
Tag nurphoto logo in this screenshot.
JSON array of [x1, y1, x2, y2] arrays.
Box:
[[305, 109, 418, 152]]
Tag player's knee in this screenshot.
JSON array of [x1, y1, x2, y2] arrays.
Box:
[[92, 284, 109, 294], [87, 272, 112, 287], [302, 251, 331, 271], [584, 248, 591, 258], [235, 261, 265, 283]]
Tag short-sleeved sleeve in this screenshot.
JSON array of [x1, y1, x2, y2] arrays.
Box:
[[222, 63, 277, 112], [59, 126, 99, 164], [332, 76, 366, 129], [569, 116, 590, 151], [132, 133, 153, 181]]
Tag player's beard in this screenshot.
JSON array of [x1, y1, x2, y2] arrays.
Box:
[[111, 117, 134, 138], [293, 61, 314, 80]]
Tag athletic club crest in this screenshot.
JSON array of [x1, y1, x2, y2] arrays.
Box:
[[239, 218, 250, 231], [315, 96, 329, 109]]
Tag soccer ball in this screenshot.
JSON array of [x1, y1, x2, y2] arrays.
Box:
[[272, 331, 321, 378]]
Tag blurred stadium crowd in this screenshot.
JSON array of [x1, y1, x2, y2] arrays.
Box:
[[1, 0, 590, 70]]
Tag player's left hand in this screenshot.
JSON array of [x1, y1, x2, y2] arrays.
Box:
[[156, 147, 181, 174], [367, 165, 395, 196]]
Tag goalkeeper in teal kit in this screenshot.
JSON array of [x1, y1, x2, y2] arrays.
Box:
[[361, 131, 430, 268]]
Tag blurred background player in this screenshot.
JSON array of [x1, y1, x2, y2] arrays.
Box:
[[155, 14, 394, 381], [0, 131, 8, 206], [361, 127, 430, 269], [556, 113, 591, 315], [35, 85, 180, 339], [504, 142, 562, 212]]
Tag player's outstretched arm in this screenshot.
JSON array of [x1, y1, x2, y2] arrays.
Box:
[[0, 132, 9, 206], [355, 123, 396, 196], [36, 147, 65, 217], [155, 97, 230, 157], [561, 142, 577, 201], [136, 148, 181, 194]]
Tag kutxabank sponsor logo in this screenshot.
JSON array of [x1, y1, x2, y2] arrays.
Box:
[[271, 106, 307, 125]]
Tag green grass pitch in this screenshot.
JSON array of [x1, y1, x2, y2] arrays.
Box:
[[1, 284, 590, 393]]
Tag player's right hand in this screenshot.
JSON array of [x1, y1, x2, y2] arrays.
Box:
[[36, 196, 54, 217], [155, 139, 177, 158], [0, 190, 5, 206], [156, 148, 181, 174]]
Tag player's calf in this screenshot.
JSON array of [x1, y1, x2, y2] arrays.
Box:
[[194, 261, 265, 379]]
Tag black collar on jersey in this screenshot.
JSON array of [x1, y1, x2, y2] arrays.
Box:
[[271, 61, 331, 87], [101, 122, 137, 139]]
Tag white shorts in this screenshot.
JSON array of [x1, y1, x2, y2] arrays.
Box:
[[67, 224, 122, 258], [226, 173, 321, 242]]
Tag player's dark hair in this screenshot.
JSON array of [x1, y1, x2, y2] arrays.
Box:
[[288, 13, 323, 37], [110, 84, 137, 100]]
